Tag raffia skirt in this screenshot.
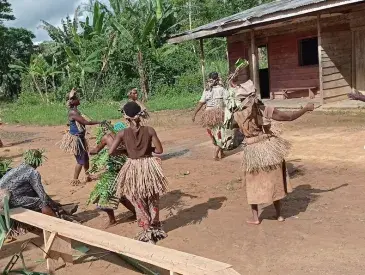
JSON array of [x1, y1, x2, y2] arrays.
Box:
[[114, 157, 168, 199], [242, 135, 292, 204]]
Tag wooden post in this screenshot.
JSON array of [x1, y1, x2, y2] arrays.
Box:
[[250, 30, 260, 98], [200, 39, 206, 90], [317, 14, 324, 104], [352, 30, 355, 91]]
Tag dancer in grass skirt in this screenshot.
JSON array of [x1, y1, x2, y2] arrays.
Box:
[[59, 88, 102, 186], [192, 72, 228, 160], [88, 122, 136, 226], [228, 80, 314, 225], [109, 102, 168, 244]]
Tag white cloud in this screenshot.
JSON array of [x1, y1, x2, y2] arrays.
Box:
[[6, 0, 108, 42]]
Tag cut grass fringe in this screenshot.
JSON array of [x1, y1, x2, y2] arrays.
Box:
[[200, 107, 224, 128], [113, 157, 168, 199], [242, 135, 291, 173], [58, 132, 88, 155]]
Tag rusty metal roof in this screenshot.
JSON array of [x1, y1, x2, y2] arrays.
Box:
[[169, 0, 363, 43]]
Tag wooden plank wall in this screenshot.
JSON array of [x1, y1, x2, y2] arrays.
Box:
[[227, 34, 250, 83], [321, 23, 352, 103], [350, 7, 365, 93]]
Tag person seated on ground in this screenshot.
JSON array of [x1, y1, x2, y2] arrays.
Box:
[[0, 149, 78, 219], [89, 122, 136, 227]]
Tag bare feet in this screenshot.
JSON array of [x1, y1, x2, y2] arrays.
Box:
[[277, 216, 285, 222], [104, 219, 117, 229], [246, 219, 261, 225]]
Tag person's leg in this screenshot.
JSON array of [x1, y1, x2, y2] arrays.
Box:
[[120, 196, 137, 219], [0, 139, 3, 148], [103, 209, 117, 225], [73, 163, 83, 180], [247, 204, 260, 225], [214, 146, 220, 160], [273, 200, 285, 222]]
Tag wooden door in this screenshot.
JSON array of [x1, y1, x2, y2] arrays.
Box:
[[355, 30, 365, 92]]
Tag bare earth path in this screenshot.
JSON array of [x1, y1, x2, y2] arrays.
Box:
[[1, 110, 365, 275]]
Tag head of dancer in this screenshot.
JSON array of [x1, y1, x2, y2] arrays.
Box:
[[67, 88, 80, 109], [128, 88, 139, 101], [206, 72, 221, 90], [123, 101, 142, 127]]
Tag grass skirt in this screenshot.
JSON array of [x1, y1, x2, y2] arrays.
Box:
[[242, 135, 291, 173], [114, 157, 168, 199], [200, 107, 224, 128], [58, 131, 89, 155]]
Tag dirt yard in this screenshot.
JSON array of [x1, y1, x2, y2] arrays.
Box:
[[1, 110, 365, 275]]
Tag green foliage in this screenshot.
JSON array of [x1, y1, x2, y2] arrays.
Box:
[[0, 158, 12, 178], [23, 149, 47, 167]]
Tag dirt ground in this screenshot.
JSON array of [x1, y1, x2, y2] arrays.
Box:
[[1, 110, 365, 275]]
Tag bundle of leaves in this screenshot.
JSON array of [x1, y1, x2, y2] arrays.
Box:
[[23, 149, 47, 167], [0, 158, 12, 178], [87, 170, 118, 206], [89, 148, 109, 174]]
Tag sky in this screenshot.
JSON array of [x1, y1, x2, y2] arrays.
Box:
[[6, 0, 107, 43]]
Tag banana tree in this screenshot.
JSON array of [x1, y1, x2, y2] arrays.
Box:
[[9, 55, 45, 102], [111, 0, 160, 102], [64, 46, 101, 100]]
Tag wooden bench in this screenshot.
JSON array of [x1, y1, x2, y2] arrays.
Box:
[[281, 87, 317, 99], [4, 208, 241, 275]]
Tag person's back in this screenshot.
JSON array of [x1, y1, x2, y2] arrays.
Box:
[[122, 126, 153, 159]]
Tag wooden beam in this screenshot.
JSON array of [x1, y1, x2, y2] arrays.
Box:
[[43, 231, 56, 274], [8, 208, 240, 275], [351, 30, 356, 91], [317, 14, 324, 104], [250, 30, 260, 98], [44, 231, 58, 257], [200, 39, 206, 90]]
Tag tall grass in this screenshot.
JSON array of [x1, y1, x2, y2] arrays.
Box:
[[1, 93, 199, 126]]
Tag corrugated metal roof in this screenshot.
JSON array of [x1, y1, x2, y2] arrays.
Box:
[[184, 0, 325, 34], [169, 0, 362, 42]]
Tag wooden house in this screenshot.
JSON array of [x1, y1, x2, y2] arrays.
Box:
[[168, 0, 365, 103]]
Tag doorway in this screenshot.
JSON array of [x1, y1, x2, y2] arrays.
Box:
[[258, 45, 270, 99]]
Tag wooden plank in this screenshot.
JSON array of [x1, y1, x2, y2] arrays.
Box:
[[323, 78, 350, 89], [200, 39, 205, 90], [43, 231, 55, 275], [355, 30, 365, 91], [44, 231, 57, 257], [9, 208, 237, 275], [323, 73, 351, 82], [323, 93, 349, 103], [250, 30, 260, 98], [323, 65, 351, 75], [322, 60, 351, 68], [352, 30, 356, 90], [318, 14, 324, 104]]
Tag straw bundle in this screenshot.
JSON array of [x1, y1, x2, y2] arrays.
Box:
[[114, 157, 168, 199], [200, 107, 224, 128], [58, 131, 88, 155], [242, 135, 291, 173]]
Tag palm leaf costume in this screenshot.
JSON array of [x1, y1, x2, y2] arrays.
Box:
[[87, 122, 127, 209]]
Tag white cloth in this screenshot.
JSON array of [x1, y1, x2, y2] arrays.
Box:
[[199, 85, 227, 108]]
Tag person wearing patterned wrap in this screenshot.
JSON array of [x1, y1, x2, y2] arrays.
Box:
[[109, 101, 168, 244], [192, 72, 228, 160]]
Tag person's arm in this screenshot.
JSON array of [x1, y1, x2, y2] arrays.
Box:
[[149, 127, 163, 154], [90, 137, 107, 155], [192, 102, 205, 122], [271, 103, 314, 121], [109, 130, 124, 156], [29, 170, 49, 208], [348, 90, 365, 102], [69, 110, 100, 126]]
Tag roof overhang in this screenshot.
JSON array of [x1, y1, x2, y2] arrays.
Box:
[[168, 0, 364, 44]]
